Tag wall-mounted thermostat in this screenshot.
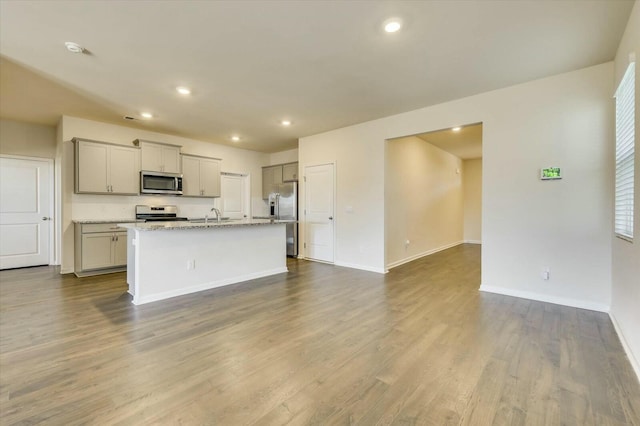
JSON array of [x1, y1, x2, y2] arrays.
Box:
[[540, 167, 561, 180]]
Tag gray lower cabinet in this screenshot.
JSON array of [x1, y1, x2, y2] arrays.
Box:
[[74, 222, 130, 277]]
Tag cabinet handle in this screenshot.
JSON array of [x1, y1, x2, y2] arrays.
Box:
[[115, 235, 118, 241]]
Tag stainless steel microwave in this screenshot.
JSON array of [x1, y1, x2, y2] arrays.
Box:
[[140, 171, 183, 195]]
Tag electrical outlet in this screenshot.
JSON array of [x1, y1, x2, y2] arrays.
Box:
[[541, 268, 550, 280], [187, 260, 195, 270]]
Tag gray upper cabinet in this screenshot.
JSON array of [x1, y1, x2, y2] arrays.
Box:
[[74, 138, 139, 195], [134, 139, 182, 173], [282, 162, 298, 182], [181, 154, 221, 197], [262, 165, 283, 199], [262, 162, 298, 198]]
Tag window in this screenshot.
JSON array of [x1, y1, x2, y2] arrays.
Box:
[[615, 62, 635, 241]]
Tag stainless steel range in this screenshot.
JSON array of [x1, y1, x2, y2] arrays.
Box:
[[135, 205, 188, 222]]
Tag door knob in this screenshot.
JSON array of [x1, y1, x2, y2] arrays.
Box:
[[328, 216, 333, 220], [42, 217, 51, 221]]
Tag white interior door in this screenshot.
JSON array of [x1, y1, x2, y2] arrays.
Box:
[[0, 156, 52, 269], [221, 173, 249, 219], [304, 163, 335, 263]]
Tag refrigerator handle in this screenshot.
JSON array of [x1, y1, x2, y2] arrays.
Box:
[[275, 193, 280, 219]]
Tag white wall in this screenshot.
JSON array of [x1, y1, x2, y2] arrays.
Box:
[[60, 116, 271, 272], [270, 148, 298, 165], [463, 158, 482, 243], [300, 62, 614, 310], [611, 1, 640, 379], [0, 119, 56, 158], [299, 122, 387, 272], [385, 136, 463, 268]]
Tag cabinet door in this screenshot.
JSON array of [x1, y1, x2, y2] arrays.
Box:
[[112, 232, 128, 267], [81, 233, 114, 270], [162, 146, 181, 173], [262, 166, 283, 199], [200, 159, 221, 197], [109, 146, 139, 194], [262, 167, 273, 199], [77, 141, 109, 193], [181, 156, 201, 196], [282, 163, 298, 181], [140, 143, 163, 172]]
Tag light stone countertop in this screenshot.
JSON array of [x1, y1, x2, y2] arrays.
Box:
[[117, 218, 291, 231], [73, 219, 139, 224]]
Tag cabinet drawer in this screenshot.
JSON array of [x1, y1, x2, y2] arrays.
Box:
[[80, 223, 127, 233]]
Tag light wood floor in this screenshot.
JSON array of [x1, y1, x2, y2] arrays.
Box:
[[1, 244, 638, 425]]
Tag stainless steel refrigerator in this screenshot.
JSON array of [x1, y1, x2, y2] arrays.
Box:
[[268, 182, 298, 257]]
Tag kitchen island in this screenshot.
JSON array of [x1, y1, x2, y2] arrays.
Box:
[[118, 219, 288, 305]]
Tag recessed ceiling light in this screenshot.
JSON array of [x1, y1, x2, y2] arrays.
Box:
[[176, 86, 191, 95], [141, 112, 153, 119], [452, 127, 461, 132], [231, 136, 240, 142], [384, 19, 402, 33], [281, 120, 291, 126], [65, 41, 85, 53]]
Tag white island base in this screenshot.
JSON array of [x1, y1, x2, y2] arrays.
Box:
[[122, 221, 287, 305]]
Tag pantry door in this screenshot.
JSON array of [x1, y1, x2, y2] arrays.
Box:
[[0, 156, 53, 269]]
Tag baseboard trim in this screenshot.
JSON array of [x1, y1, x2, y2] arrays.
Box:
[[334, 261, 387, 274], [609, 312, 640, 383], [60, 267, 74, 275], [133, 266, 289, 305], [464, 240, 482, 244], [386, 241, 463, 270], [479, 285, 610, 313]]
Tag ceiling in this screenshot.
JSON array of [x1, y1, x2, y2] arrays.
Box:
[[0, 1, 633, 153], [415, 124, 483, 160]]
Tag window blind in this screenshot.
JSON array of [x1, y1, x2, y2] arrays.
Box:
[[615, 62, 635, 241]]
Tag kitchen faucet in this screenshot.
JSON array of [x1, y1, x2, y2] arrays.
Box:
[[207, 207, 222, 223]]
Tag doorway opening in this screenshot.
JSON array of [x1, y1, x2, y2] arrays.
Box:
[[384, 123, 482, 270]]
